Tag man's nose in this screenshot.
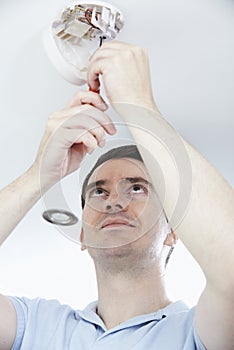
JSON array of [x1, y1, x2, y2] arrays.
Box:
[[105, 191, 129, 212]]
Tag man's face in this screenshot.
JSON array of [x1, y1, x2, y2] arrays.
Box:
[[81, 158, 168, 256]]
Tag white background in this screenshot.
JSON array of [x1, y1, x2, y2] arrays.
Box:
[[0, 0, 233, 310]]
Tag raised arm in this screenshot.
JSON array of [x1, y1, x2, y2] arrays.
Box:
[[0, 91, 114, 246], [0, 91, 115, 350], [88, 41, 234, 350]]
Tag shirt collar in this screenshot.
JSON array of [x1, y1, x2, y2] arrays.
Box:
[[75, 300, 189, 332]]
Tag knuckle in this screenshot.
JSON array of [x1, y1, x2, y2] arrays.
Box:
[[47, 111, 61, 126], [79, 104, 94, 113], [131, 45, 147, 58], [93, 126, 104, 139], [83, 133, 97, 150], [93, 94, 103, 104], [48, 111, 59, 121], [46, 118, 56, 133], [47, 113, 66, 133]]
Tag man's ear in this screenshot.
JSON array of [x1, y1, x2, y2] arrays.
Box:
[[164, 229, 178, 247], [80, 228, 87, 251]]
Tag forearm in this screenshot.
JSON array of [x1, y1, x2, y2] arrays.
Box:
[[116, 104, 234, 293], [179, 142, 234, 294], [0, 92, 114, 247], [0, 166, 41, 246]]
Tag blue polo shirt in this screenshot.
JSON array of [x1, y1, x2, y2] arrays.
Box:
[[9, 296, 206, 349]]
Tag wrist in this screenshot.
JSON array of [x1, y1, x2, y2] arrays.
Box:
[[24, 165, 43, 198], [28, 163, 55, 196]]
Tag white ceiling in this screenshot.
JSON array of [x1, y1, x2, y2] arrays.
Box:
[[1, 0, 233, 186], [0, 0, 233, 306]]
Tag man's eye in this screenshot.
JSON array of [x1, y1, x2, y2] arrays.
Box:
[[89, 188, 107, 198], [130, 184, 147, 194]]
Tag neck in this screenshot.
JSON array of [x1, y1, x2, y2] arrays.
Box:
[[95, 261, 171, 330]]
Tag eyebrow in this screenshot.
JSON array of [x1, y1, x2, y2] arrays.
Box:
[[85, 177, 154, 194], [86, 180, 108, 193], [124, 177, 153, 188]]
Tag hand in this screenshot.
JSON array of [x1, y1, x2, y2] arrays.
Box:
[[32, 91, 116, 192], [88, 41, 159, 112]]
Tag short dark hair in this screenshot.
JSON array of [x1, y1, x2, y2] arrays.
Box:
[[81, 145, 143, 209]]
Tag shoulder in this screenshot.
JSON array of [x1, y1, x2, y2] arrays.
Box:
[[154, 301, 207, 350], [9, 296, 80, 349], [9, 296, 76, 320]]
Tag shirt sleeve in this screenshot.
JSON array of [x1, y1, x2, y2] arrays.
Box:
[[8, 296, 28, 350], [7, 295, 78, 350], [193, 322, 207, 350]]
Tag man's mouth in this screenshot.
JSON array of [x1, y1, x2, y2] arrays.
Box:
[[100, 218, 136, 229]]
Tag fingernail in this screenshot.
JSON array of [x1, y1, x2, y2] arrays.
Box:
[[101, 103, 108, 111]]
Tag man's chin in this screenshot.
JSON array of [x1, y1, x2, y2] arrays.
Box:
[[84, 227, 145, 250], [88, 244, 137, 267], [87, 239, 133, 250]]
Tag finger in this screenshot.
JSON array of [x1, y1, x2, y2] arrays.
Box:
[[100, 40, 131, 49], [88, 42, 142, 91], [80, 93, 108, 111], [87, 57, 109, 93], [61, 129, 98, 154], [49, 105, 116, 135], [63, 115, 106, 147], [88, 74, 101, 94], [75, 131, 98, 154], [88, 46, 121, 92], [89, 86, 100, 94], [66, 90, 108, 111], [88, 40, 124, 62], [63, 114, 114, 142]]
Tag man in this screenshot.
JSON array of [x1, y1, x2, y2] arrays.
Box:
[[0, 41, 233, 350]]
